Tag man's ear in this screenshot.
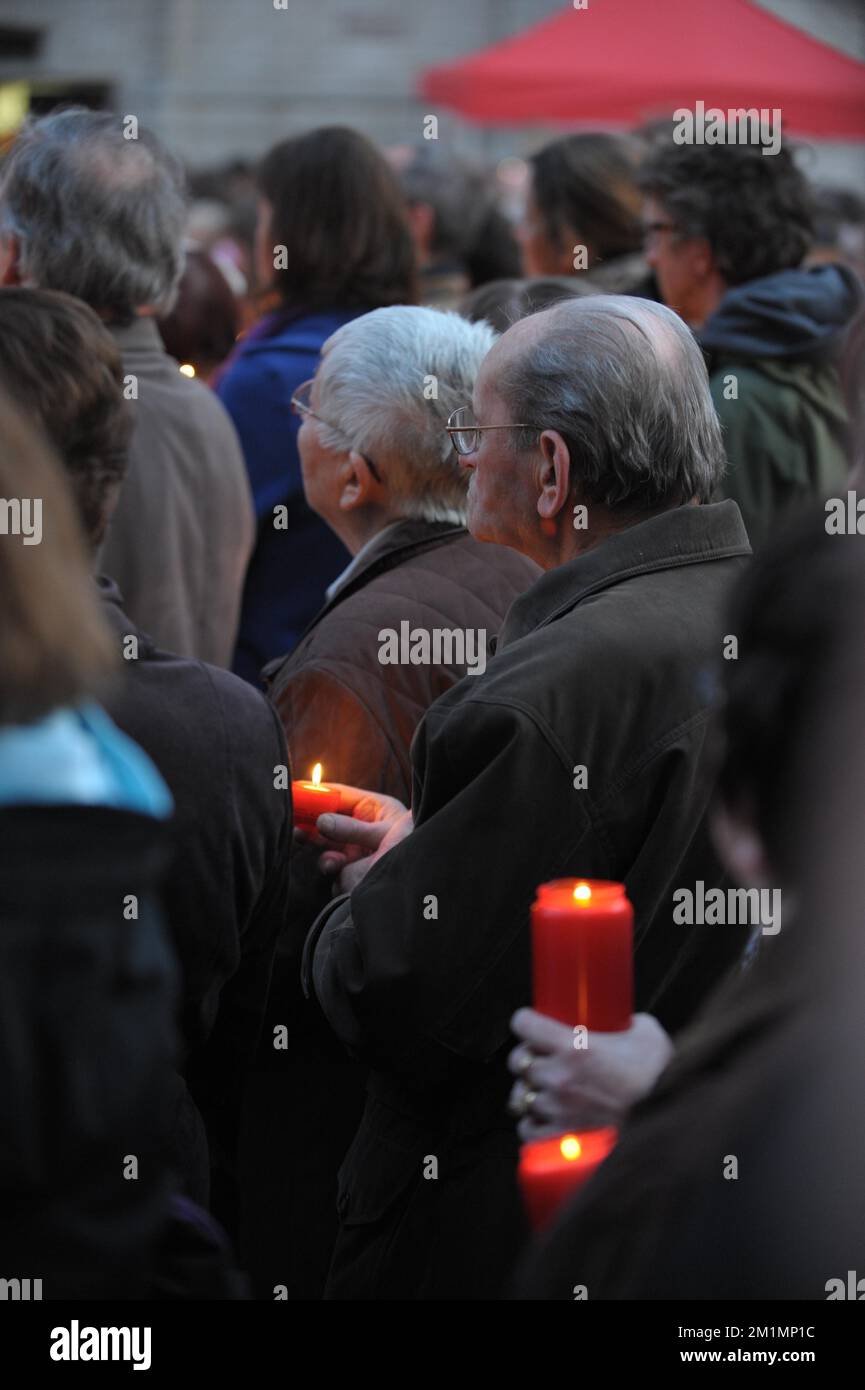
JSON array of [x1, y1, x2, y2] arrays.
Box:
[[536, 430, 572, 523], [337, 450, 379, 513], [0, 234, 23, 286]]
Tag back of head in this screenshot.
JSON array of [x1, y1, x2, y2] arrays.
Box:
[[399, 147, 520, 286], [259, 125, 417, 313], [0, 107, 187, 322], [156, 248, 239, 379], [0, 287, 131, 547], [400, 149, 481, 266], [639, 131, 814, 285], [529, 132, 643, 262], [499, 294, 726, 512], [0, 388, 115, 726], [461, 276, 588, 335], [317, 304, 497, 524]]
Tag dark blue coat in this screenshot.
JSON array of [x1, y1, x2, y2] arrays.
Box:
[[216, 308, 358, 685]]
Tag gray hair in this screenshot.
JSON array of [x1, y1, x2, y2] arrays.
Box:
[[0, 108, 187, 322], [316, 305, 497, 525], [500, 295, 726, 510]]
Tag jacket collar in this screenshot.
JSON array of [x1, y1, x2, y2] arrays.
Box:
[[261, 519, 465, 680], [498, 500, 750, 649], [108, 315, 166, 357], [325, 521, 408, 602], [329, 519, 463, 600], [96, 574, 157, 656]]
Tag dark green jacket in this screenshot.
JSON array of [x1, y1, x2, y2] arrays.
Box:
[[702, 264, 861, 549], [304, 501, 752, 1300], [710, 358, 848, 548]]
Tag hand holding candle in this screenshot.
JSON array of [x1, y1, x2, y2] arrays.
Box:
[[290, 771, 412, 889], [508, 1008, 673, 1138], [517, 878, 635, 1229]]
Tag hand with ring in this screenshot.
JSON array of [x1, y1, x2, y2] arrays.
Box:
[[507, 1007, 674, 1141]]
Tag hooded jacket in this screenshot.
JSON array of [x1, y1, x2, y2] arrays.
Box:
[[701, 264, 861, 548]]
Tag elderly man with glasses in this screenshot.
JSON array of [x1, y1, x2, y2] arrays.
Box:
[[301, 294, 752, 1302], [247, 304, 538, 1300]]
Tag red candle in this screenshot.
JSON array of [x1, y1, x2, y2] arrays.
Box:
[[519, 1128, 618, 1231], [531, 879, 633, 1032], [291, 762, 341, 829]]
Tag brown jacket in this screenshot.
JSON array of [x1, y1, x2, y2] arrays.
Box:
[[264, 519, 540, 803], [99, 318, 254, 666], [243, 519, 538, 1298]]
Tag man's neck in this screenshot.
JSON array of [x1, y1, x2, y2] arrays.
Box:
[[329, 509, 402, 558], [686, 276, 727, 331], [533, 500, 688, 572]]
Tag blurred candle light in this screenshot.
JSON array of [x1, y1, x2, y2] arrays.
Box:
[[178, 363, 196, 378], [518, 1128, 618, 1231]]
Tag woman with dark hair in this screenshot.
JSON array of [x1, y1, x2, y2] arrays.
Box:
[[216, 126, 417, 684], [518, 132, 651, 295]]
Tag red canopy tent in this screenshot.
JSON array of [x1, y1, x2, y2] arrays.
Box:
[[419, 0, 865, 137]]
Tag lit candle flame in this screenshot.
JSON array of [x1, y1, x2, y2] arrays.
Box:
[[573, 882, 592, 903], [311, 763, 322, 787], [178, 363, 196, 378], [560, 1135, 582, 1161]]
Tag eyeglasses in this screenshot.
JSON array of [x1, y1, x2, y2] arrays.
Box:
[[641, 220, 680, 245], [290, 379, 383, 483], [446, 406, 535, 457]]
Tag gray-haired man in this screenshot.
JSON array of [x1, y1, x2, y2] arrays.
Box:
[[266, 304, 539, 800], [250, 304, 538, 1298], [303, 295, 753, 1300], [0, 107, 253, 665]]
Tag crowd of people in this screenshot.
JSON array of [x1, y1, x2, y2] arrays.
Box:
[[0, 104, 863, 1302]]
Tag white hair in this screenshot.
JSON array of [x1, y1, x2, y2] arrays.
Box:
[[316, 305, 497, 525]]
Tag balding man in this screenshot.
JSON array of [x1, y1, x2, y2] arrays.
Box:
[[0, 108, 253, 664], [303, 296, 752, 1300]]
